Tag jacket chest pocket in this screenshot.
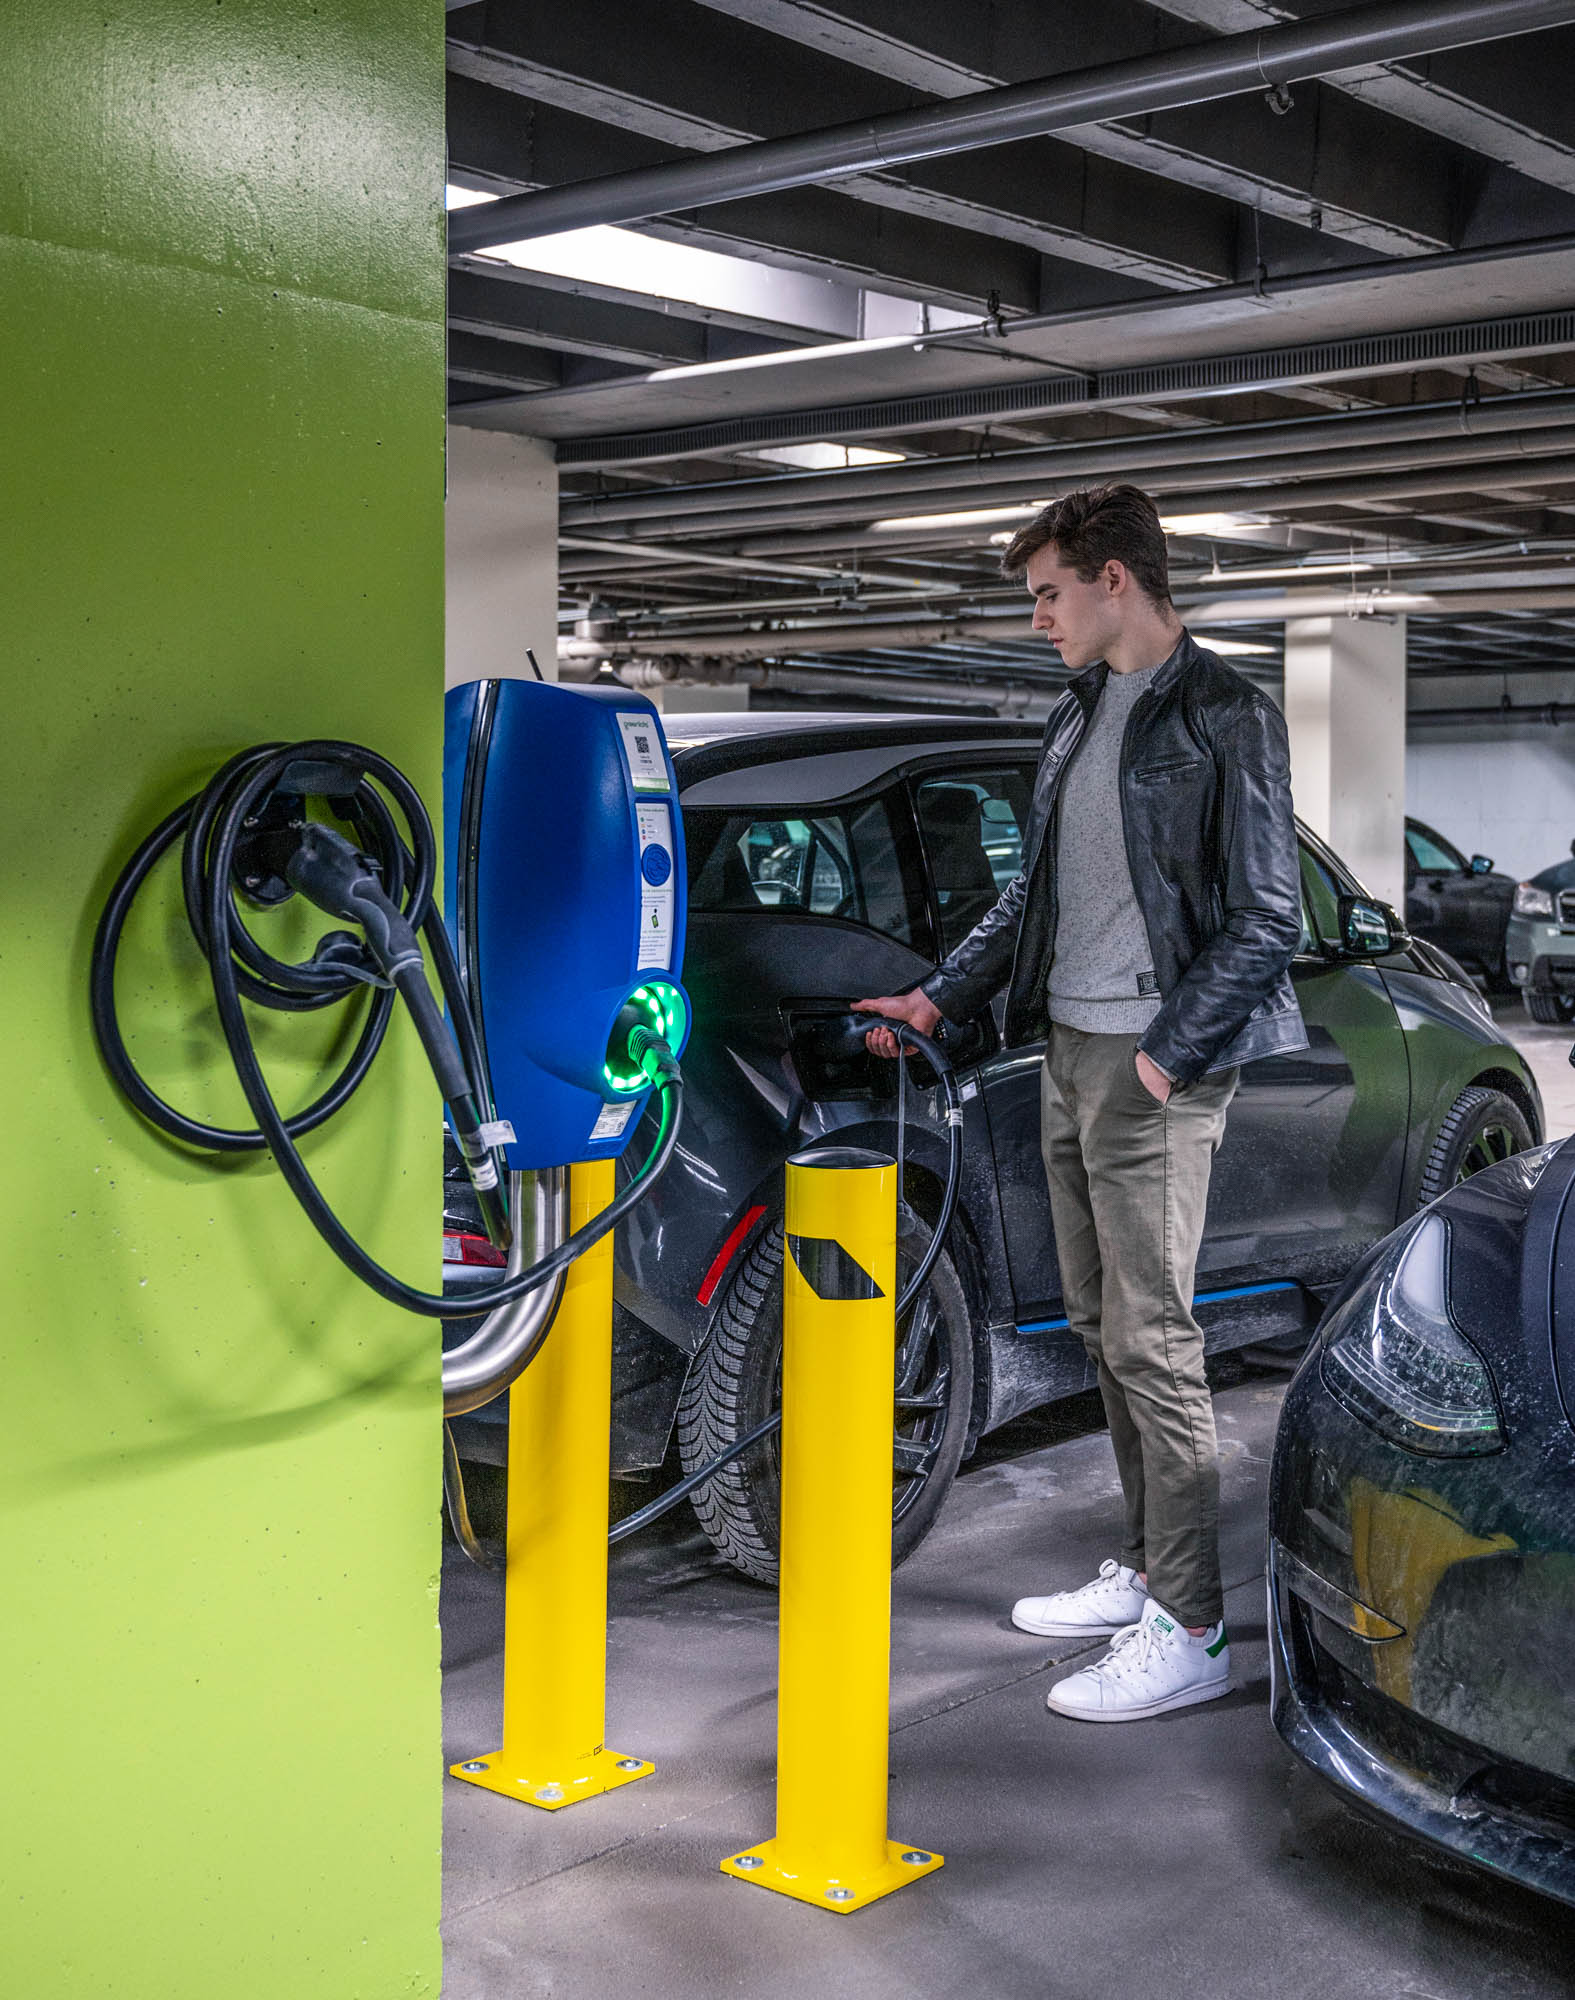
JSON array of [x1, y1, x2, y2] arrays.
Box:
[[1133, 757, 1207, 785]]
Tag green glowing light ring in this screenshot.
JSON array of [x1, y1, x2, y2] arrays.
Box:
[[602, 981, 688, 1094]]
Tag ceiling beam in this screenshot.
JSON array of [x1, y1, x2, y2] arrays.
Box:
[[446, 75, 1046, 314], [450, 0, 1575, 251], [447, 265, 801, 368], [693, 0, 1473, 255], [1151, 0, 1575, 192], [446, 5, 1242, 290]]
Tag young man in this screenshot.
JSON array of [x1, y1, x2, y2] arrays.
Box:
[[856, 483, 1305, 1722]]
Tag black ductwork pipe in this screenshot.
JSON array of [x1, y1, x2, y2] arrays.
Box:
[[1410, 701, 1575, 724], [450, 0, 1575, 252], [560, 389, 1575, 535]]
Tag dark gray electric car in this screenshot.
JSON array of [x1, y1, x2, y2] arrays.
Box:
[[1404, 817, 1517, 990], [1269, 1129, 1575, 1908], [449, 712, 1543, 1582]]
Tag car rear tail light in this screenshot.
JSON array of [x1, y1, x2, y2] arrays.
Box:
[[443, 1231, 507, 1269], [1321, 1213, 1503, 1456]]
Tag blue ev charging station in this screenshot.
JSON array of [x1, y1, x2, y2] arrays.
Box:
[[443, 677, 690, 1171]]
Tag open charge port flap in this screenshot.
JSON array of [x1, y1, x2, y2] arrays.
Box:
[[781, 1000, 891, 1103]]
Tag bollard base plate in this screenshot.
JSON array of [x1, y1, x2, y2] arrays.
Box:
[[720, 1836, 944, 1912], [449, 1746, 653, 1812]]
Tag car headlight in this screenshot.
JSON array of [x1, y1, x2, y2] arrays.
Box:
[[1320, 1213, 1503, 1456], [1513, 882, 1554, 919]]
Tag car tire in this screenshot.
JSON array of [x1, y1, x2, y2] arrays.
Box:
[[1415, 1086, 1534, 1208], [676, 1211, 974, 1585], [1524, 990, 1575, 1025]]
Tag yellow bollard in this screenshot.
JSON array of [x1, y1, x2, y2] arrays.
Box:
[[450, 1157, 653, 1812], [721, 1145, 943, 1911]]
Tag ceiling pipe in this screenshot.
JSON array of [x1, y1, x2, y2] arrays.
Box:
[[1410, 701, 1575, 724], [449, 0, 1575, 252], [571, 553, 1575, 632], [558, 653, 1060, 715], [558, 532, 938, 590], [643, 454, 1575, 565], [559, 618, 1036, 661], [560, 388, 1575, 533], [557, 581, 1575, 667], [570, 428, 1575, 548]]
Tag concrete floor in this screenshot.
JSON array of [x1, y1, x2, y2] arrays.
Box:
[[441, 1366, 1575, 1997], [1495, 994, 1575, 1140], [441, 995, 1575, 1997]]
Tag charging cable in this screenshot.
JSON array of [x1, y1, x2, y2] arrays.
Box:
[[91, 739, 682, 1319]]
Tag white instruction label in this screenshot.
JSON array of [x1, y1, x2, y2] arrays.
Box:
[[590, 1101, 637, 1143], [636, 800, 676, 971], [616, 712, 669, 792]]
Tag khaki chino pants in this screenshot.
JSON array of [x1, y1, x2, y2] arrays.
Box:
[[1040, 1024, 1238, 1628]]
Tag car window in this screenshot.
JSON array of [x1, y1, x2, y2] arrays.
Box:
[[915, 767, 1032, 954], [1407, 823, 1464, 875], [684, 796, 919, 944], [1299, 842, 1343, 951]]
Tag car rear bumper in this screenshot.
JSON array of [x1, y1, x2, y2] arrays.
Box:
[[1268, 1537, 1575, 1909]]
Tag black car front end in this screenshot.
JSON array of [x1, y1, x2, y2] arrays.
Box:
[[1269, 1138, 1575, 1907]]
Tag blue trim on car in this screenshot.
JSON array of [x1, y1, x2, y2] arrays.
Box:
[[1018, 1278, 1299, 1333]]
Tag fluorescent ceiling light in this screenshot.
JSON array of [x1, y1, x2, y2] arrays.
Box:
[[878, 504, 1041, 533], [750, 443, 907, 469], [1160, 512, 1268, 536], [1188, 634, 1275, 657], [1184, 561, 1375, 584], [642, 335, 923, 382], [446, 184, 950, 365]]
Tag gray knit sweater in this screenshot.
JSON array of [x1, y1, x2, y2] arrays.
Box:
[[1047, 658, 1165, 1035]]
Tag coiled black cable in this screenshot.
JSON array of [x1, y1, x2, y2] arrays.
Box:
[[90, 739, 681, 1319]]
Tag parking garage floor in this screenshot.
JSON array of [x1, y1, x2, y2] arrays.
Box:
[[442, 1365, 1575, 1999], [441, 1002, 1575, 1998], [1498, 997, 1575, 1142]]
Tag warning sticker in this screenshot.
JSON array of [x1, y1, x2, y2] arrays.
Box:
[[590, 1101, 637, 1143], [616, 712, 669, 792], [636, 801, 676, 971]]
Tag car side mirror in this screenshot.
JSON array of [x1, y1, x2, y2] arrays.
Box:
[[1338, 895, 1398, 957], [1470, 854, 1494, 874]]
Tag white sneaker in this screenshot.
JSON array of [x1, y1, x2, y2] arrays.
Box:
[[1012, 1558, 1148, 1638], [1045, 1598, 1231, 1722]]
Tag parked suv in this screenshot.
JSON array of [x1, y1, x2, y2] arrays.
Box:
[[1404, 817, 1516, 989], [1506, 840, 1575, 1023], [449, 714, 1543, 1582]]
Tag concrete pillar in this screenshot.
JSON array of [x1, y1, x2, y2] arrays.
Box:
[[446, 425, 558, 685], [655, 684, 749, 714], [3, 2, 443, 1990], [1283, 614, 1407, 910]]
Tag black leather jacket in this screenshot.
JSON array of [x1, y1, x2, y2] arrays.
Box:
[[920, 632, 1307, 1083]]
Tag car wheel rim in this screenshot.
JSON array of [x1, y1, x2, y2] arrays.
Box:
[[764, 1269, 954, 1526], [891, 1288, 952, 1522], [1458, 1122, 1518, 1183]]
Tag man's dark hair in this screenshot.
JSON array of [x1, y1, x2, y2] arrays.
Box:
[[998, 483, 1172, 605]]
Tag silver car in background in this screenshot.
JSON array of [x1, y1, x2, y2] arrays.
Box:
[[1507, 840, 1575, 1024]]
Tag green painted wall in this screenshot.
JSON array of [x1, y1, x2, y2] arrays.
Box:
[[0, 5, 445, 1993]]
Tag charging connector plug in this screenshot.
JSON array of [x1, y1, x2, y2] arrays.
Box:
[[628, 1024, 680, 1086]]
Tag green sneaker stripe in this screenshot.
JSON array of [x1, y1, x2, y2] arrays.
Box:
[[1205, 1626, 1228, 1658]]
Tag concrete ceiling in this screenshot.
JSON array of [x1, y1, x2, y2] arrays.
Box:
[[442, 0, 1575, 700]]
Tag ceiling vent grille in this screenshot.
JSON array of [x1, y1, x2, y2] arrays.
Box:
[[552, 309, 1575, 468]]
